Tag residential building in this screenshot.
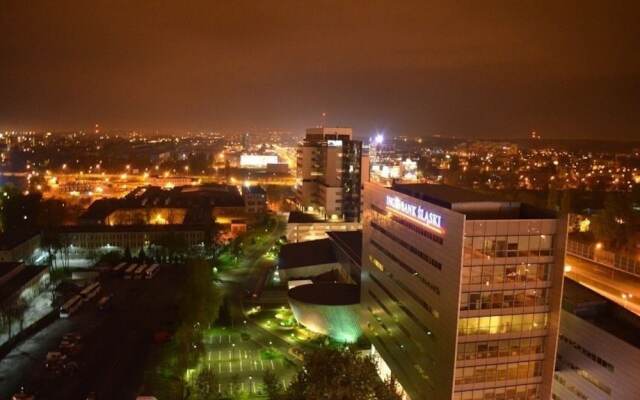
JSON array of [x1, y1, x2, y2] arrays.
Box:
[[361, 182, 567, 400], [295, 127, 368, 222], [242, 185, 267, 214]]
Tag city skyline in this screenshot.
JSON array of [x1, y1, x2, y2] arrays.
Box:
[[2, 1, 639, 139], [1, 2, 640, 399]]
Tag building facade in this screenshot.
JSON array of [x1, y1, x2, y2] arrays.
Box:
[[552, 279, 640, 400], [59, 225, 206, 253], [242, 185, 267, 214], [0, 231, 41, 263], [286, 211, 361, 243], [295, 127, 367, 222], [361, 183, 567, 400]]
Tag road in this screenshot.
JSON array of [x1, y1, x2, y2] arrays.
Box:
[[0, 318, 76, 397], [565, 254, 640, 316], [217, 216, 298, 396]]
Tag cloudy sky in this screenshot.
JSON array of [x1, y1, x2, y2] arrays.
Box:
[[1, 0, 639, 139]]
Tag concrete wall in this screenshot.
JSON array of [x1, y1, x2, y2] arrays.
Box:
[[552, 310, 640, 400], [289, 296, 361, 343], [278, 262, 340, 281]]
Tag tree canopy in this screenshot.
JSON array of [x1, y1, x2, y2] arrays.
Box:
[[284, 347, 402, 400]]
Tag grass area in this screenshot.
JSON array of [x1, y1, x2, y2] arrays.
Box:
[[251, 307, 325, 349], [140, 217, 289, 399]]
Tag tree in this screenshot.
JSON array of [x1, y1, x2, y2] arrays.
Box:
[[12, 299, 29, 331], [546, 188, 559, 211], [138, 247, 146, 263], [37, 199, 67, 228], [41, 229, 62, 270], [285, 347, 403, 400], [0, 185, 41, 233], [194, 368, 221, 400], [99, 250, 123, 265], [560, 190, 573, 214], [155, 232, 188, 263], [592, 193, 634, 250], [262, 370, 282, 400], [216, 297, 232, 326], [124, 246, 132, 262]]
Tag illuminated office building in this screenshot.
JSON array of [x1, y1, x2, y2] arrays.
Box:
[[361, 183, 567, 400], [296, 127, 369, 222]]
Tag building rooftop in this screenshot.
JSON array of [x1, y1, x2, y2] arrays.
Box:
[[0, 262, 24, 281], [242, 185, 266, 195], [392, 183, 556, 220], [393, 183, 494, 206], [327, 230, 362, 266], [288, 283, 359, 306], [0, 265, 47, 304], [80, 184, 245, 225], [279, 239, 337, 270], [563, 277, 640, 349], [287, 211, 324, 224], [0, 229, 40, 250]]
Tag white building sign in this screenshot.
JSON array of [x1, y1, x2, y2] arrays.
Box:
[[385, 195, 443, 232]]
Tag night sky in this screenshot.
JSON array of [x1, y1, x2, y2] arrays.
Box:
[[1, 1, 639, 139]]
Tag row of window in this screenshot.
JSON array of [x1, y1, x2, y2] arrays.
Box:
[[553, 373, 588, 400], [456, 337, 545, 361], [368, 266, 439, 321], [369, 332, 433, 392], [370, 239, 440, 295], [463, 235, 554, 262], [458, 313, 548, 336], [454, 384, 541, 400], [366, 294, 425, 355], [461, 263, 551, 286], [368, 273, 435, 339], [370, 221, 442, 270], [557, 355, 612, 396], [366, 294, 437, 391], [558, 334, 614, 372], [454, 360, 543, 386], [371, 202, 444, 244], [460, 289, 549, 311]]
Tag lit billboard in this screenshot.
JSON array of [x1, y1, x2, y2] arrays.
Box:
[[240, 154, 279, 168]]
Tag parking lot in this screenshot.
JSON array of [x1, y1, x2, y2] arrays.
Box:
[[202, 330, 294, 396], [0, 263, 185, 399]]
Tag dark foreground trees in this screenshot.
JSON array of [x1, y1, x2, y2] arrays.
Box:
[[277, 347, 403, 400]]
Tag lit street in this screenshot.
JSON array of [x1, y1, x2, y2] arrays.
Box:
[[565, 254, 640, 316]]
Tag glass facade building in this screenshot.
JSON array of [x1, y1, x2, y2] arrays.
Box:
[[361, 183, 567, 400]]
